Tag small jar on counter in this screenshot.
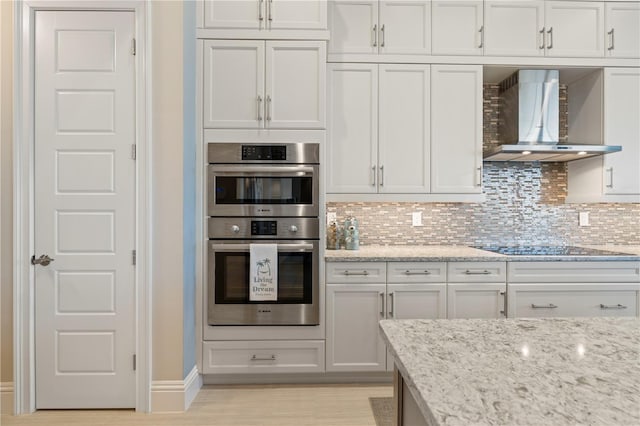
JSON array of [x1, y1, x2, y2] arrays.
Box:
[[344, 216, 360, 250], [326, 221, 342, 250]]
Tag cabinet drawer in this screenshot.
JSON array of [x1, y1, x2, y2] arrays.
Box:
[[448, 262, 506, 283], [508, 284, 639, 318], [387, 262, 446, 283], [508, 261, 640, 283], [202, 340, 325, 374], [326, 262, 387, 283]]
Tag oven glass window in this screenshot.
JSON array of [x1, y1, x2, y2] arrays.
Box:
[[214, 251, 313, 304], [215, 176, 313, 205]]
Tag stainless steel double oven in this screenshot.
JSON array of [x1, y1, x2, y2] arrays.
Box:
[[207, 143, 320, 326]]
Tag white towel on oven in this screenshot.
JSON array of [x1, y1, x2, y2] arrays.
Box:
[[249, 244, 278, 301]]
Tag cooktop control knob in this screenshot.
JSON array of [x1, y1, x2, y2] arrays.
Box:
[[289, 225, 298, 233], [231, 225, 240, 233]]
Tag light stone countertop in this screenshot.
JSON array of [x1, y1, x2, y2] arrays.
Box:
[[324, 244, 640, 262], [380, 317, 640, 426]]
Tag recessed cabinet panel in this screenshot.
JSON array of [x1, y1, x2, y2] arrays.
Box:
[[203, 0, 262, 30], [269, 0, 328, 30], [378, 0, 431, 55], [605, 2, 640, 58], [328, 0, 378, 54], [387, 284, 447, 320], [432, 0, 483, 56], [544, 1, 604, 58], [483, 1, 545, 57], [447, 283, 506, 319]]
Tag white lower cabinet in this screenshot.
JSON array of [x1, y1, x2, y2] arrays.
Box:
[[202, 340, 325, 374], [447, 283, 506, 319]]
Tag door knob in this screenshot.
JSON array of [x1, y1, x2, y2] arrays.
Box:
[[31, 254, 55, 266]]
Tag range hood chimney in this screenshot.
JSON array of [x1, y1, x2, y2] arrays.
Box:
[[484, 70, 621, 162]]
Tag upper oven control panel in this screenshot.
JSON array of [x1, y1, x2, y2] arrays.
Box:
[[242, 145, 287, 161], [208, 142, 319, 165]]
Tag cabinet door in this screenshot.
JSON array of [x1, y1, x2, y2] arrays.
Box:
[[605, 2, 640, 58], [379, 0, 431, 55], [326, 284, 387, 372], [431, 65, 482, 194], [603, 68, 640, 195], [447, 283, 506, 319], [265, 41, 326, 129], [432, 0, 483, 56], [327, 63, 378, 193], [378, 64, 430, 193], [484, 1, 544, 56], [328, 0, 378, 54], [387, 284, 447, 320], [203, 0, 262, 29], [544, 1, 604, 57], [203, 40, 264, 129], [269, 0, 328, 30]]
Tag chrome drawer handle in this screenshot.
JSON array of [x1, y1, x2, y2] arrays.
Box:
[[404, 270, 431, 276], [531, 303, 558, 309], [600, 304, 627, 310], [344, 270, 369, 276], [464, 270, 491, 275], [251, 354, 276, 361]]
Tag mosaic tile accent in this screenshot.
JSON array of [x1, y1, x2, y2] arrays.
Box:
[[327, 85, 639, 246]]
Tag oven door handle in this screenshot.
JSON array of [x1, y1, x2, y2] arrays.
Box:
[[210, 243, 314, 251], [210, 165, 315, 175]]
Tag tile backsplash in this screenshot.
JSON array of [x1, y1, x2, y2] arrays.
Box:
[[326, 84, 640, 246]]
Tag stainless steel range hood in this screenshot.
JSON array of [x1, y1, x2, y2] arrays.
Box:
[[484, 70, 622, 162]]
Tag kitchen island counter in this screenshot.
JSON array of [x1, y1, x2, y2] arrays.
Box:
[[380, 317, 640, 426]]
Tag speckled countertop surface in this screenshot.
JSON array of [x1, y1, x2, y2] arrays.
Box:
[[380, 318, 640, 426], [324, 245, 640, 262]]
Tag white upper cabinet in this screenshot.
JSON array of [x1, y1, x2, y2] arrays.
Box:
[[203, 0, 327, 31], [483, 0, 545, 57], [203, 40, 325, 129], [432, 0, 484, 56], [430, 65, 483, 194], [605, 2, 640, 58], [544, 1, 605, 58], [328, 0, 431, 56]]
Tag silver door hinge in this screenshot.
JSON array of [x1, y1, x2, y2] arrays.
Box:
[[131, 144, 137, 160], [132, 38, 136, 56], [133, 354, 137, 371], [132, 250, 137, 266]]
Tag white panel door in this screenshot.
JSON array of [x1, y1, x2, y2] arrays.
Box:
[[431, 65, 482, 194], [484, 1, 544, 57], [269, 0, 328, 30], [603, 68, 640, 195], [326, 284, 387, 372], [432, 0, 484, 55], [203, 0, 262, 29], [378, 64, 430, 193], [265, 41, 326, 129], [379, 0, 431, 55], [203, 40, 264, 128], [605, 2, 640, 58], [34, 10, 136, 408], [544, 1, 604, 57], [447, 284, 506, 319], [327, 63, 378, 193], [328, 0, 378, 54]]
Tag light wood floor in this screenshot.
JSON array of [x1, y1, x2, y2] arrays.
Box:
[[1, 384, 393, 426]]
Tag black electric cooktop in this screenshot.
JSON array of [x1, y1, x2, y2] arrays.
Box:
[[474, 246, 631, 256]]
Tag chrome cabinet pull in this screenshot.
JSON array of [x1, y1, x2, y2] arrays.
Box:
[[259, 0, 264, 24], [547, 27, 553, 49], [607, 28, 614, 51], [373, 24, 378, 47], [403, 270, 431, 276], [379, 292, 385, 316], [381, 24, 385, 47], [388, 292, 395, 317], [531, 303, 558, 309], [600, 303, 627, 310], [257, 95, 263, 121], [606, 167, 614, 188], [371, 165, 376, 186], [266, 95, 272, 121], [379, 165, 384, 186], [268, 0, 273, 22], [464, 270, 491, 275], [539, 27, 545, 50], [251, 354, 276, 361], [31, 254, 55, 266], [499, 291, 506, 316], [478, 25, 484, 48], [476, 167, 482, 187], [344, 270, 369, 276]]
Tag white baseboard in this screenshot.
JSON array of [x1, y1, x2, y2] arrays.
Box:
[[1, 382, 14, 415], [150, 367, 202, 413]]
